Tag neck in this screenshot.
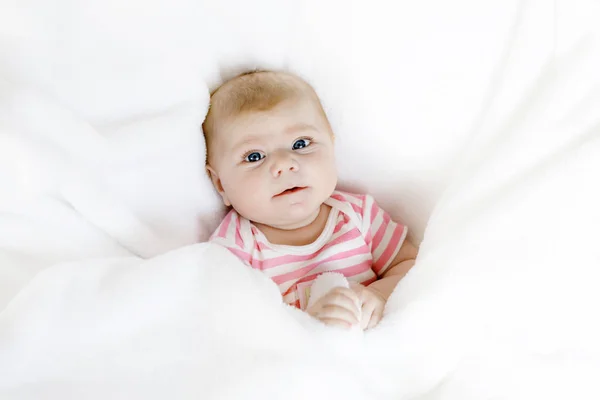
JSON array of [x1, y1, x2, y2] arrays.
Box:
[[254, 204, 331, 246]]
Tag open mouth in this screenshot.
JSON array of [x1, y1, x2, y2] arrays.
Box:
[[274, 186, 307, 197]]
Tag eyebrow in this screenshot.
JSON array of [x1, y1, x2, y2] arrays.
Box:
[[284, 123, 318, 135], [229, 123, 319, 154], [230, 136, 263, 154]]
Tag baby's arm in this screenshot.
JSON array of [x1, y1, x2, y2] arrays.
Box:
[[350, 239, 418, 329], [307, 240, 417, 330], [368, 239, 418, 299]]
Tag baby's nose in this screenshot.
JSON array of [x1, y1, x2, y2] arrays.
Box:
[[270, 153, 299, 177]]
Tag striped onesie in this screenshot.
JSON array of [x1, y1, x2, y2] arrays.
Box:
[[210, 190, 407, 310]]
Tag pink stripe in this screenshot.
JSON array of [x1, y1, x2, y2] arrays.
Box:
[[370, 200, 378, 224], [371, 215, 391, 251], [272, 244, 369, 284], [341, 191, 361, 204], [217, 211, 234, 238], [362, 276, 377, 286], [345, 192, 365, 209], [226, 247, 252, 264], [373, 225, 404, 275], [333, 219, 346, 234], [260, 228, 362, 269], [294, 259, 372, 285], [332, 192, 363, 214], [256, 241, 270, 252], [251, 258, 263, 270], [330, 193, 345, 202], [364, 229, 372, 246], [358, 194, 367, 213], [283, 285, 295, 296], [234, 215, 243, 248]]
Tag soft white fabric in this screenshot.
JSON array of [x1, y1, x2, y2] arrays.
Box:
[[1, 0, 600, 399], [307, 272, 352, 310], [0, 244, 373, 399], [307, 272, 365, 332]]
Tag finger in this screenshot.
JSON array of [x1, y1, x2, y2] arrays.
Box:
[[322, 290, 361, 316], [366, 305, 384, 330], [319, 304, 359, 325], [352, 285, 373, 304], [360, 302, 374, 330], [329, 286, 361, 303], [348, 282, 364, 294], [318, 317, 353, 329]]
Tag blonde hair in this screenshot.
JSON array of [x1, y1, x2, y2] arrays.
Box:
[[203, 70, 328, 163]]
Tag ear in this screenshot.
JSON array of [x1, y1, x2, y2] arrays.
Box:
[[206, 165, 231, 207]]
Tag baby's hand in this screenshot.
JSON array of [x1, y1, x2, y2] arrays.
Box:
[[306, 287, 361, 329], [350, 283, 386, 330]]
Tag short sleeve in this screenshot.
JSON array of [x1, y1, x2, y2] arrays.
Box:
[[209, 209, 253, 266], [360, 194, 407, 276]]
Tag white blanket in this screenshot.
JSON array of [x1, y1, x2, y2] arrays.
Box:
[[1, 0, 600, 399]]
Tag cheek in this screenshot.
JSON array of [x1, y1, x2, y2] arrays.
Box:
[[304, 149, 337, 177], [221, 168, 267, 202], [229, 170, 273, 219]]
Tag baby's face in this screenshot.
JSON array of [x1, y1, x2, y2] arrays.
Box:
[[208, 97, 337, 230]]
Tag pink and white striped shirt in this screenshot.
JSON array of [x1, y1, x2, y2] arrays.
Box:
[[210, 191, 407, 309]]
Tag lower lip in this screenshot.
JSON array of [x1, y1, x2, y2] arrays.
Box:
[[274, 187, 307, 197]]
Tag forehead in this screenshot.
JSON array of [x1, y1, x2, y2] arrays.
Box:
[[213, 97, 328, 147]]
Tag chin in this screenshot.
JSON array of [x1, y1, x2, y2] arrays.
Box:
[[261, 206, 313, 229], [291, 205, 324, 224], [280, 204, 310, 218]]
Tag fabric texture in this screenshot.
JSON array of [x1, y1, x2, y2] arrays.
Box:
[[1, 1, 599, 399], [210, 191, 406, 308]]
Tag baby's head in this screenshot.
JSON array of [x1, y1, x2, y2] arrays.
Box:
[[203, 70, 337, 230]]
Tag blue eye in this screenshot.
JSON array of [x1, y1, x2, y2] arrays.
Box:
[[244, 151, 264, 163], [292, 138, 311, 150]]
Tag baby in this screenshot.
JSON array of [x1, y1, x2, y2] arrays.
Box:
[[203, 70, 417, 330]]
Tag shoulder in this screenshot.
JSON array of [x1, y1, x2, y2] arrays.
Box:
[[328, 190, 369, 214], [328, 190, 383, 219], [210, 209, 249, 246], [328, 190, 402, 233], [209, 209, 257, 265], [327, 190, 378, 235]]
